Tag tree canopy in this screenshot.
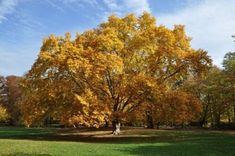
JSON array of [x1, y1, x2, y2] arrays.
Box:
[[19, 12, 211, 128]]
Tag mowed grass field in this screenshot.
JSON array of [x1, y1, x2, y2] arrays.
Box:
[[0, 127, 235, 156]]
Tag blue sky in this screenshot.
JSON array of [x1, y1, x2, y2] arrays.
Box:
[[0, 0, 235, 76]]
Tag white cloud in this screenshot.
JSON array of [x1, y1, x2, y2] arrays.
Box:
[[47, 1, 65, 12], [103, 0, 150, 16], [48, 0, 150, 15], [124, 0, 150, 15], [157, 0, 235, 67], [61, 0, 98, 5], [47, 0, 99, 11], [103, 0, 119, 10], [0, 0, 18, 23]]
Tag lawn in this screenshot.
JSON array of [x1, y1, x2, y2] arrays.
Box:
[[0, 127, 235, 156]]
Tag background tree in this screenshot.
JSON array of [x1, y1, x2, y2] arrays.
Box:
[[183, 66, 235, 128], [223, 52, 235, 75], [223, 54, 235, 124], [0, 76, 9, 123], [0, 76, 7, 104], [222, 36, 235, 125], [5, 76, 22, 125], [0, 75, 22, 125], [0, 105, 9, 123]]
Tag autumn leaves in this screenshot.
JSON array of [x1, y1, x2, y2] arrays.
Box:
[[19, 12, 211, 128]]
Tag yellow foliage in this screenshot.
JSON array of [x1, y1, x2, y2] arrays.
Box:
[[0, 105, 8, 122], [19, 12, 211, 128]]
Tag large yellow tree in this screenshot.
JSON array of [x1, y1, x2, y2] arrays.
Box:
[[20, 13, 211, 132]]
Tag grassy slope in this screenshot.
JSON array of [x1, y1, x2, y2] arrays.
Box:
[[0, 127, 235, 156]]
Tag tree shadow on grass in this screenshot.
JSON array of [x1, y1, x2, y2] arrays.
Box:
[[1, 153, 52, 156], [0, 133, 177, 144], [1, 127, 235, 145], [124, 132, 235, 155], [0, 127, 176, 143], [117, 139, 235, 156]]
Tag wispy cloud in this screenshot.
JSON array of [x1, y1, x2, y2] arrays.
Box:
[[67, 0, 98, 7], [103, 0, 150, 17], [47, 1, 65, 12], [0, 0, 18, 23], [157, 0, 235, 66], [60, 0, 98, 6], [123, 0, 150, 15], [47, 0, 99, 11]]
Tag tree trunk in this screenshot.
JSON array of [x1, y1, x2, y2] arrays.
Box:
[[146, 113, 154, 128], [112, 120, 121, 135], [227, 110, 231, 123], [200, 94, 210, 127], [233, 106, 235, 123], [215, 113, 221, 128], [199, 110, 208, 127], [156, 122, 160, 129], [104, 119, 109, 128], [233, 91, 235, 123]]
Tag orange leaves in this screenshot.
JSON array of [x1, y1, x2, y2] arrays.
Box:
[[19, 12, 211, 128], [64, 89, 110, 128], [173, 25, 191, 51], [147, 90, 202, 126], [95, 28, 124, 52], [163, 91, 202, 124], [138, 12, 156, 30]]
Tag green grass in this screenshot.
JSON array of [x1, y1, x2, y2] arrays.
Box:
[[0, 127, 235, 156]]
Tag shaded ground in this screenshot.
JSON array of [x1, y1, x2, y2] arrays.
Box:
[[0, 127, 235, 155]]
